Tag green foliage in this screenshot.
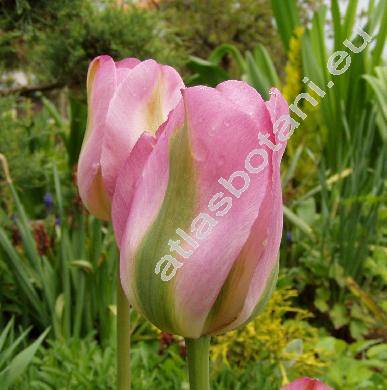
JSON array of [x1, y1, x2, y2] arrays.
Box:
[[363, 66, 387, 141], [0, 0, 386, 387], [271, 0, 300, 51], [187, 43, 280, 99], [0, 1, 184, 88], [317, 337, 387, 389], [30, 2, 179, 87], [18, 337, 117, 389], [0, 96, 65, 214], [159, 0, 283, 63], [15, 336, 187, 389], [212, 286, 326, 385], [0, 171, 117, 343], [284, 167, 386, 338], [0, 318, 48, 390]]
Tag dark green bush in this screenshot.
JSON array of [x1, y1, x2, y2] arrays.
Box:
[[159, 0, 283, 61], [0, 1, 185, 89]]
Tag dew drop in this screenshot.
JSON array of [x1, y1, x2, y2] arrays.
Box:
[[207, 124, 217, 136], [193, 140, 209, 162], [216, 154, 226, 168]]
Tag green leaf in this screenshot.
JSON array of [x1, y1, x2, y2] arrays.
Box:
[[314, 287, 330, 313], [0, 328, 49, 389], [0, 318, 14, 352], [296, 198, 317, 226], [343, 0, 359, 38], [363, 67, 387, 141], [252, 44, 280, 88], [209, 44, 246, 74], [70, 259, 94, 273], [331, 0, 342, 50], [244, 45, 280, 100], [186, 56, 229, 87], [271, 0, 300, 51], [367, 343, 387, 359], [330, 303, 349, 329], [282, 339, 303, 368], [283, 206, 315, 239], [0, 228, 44, 321], [316, 336, 347, 355], [68, 94, 87, 166], [0, 326, 31, 369], [55, 294, 65, 322], [371, 0, 387, 67]]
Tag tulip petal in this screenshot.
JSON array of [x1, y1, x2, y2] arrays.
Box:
[[77, 55, 117, 220], [120, 101, 192, 334], [205, 88, 289, 334], [115, 58, 141, 85], [101, 60, 184, 198], [112, 132, 156, 247], [216, 80, 273, 128], [281, 378, 333, 390], [116, 57, 141, 69], [207, 183, 283, 334], [266, 87, 290, 162]]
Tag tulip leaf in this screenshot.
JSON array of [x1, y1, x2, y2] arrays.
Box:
[[283, 206, 314, 239]]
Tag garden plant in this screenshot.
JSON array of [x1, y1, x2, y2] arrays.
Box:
[[0, 0, 385, 389]]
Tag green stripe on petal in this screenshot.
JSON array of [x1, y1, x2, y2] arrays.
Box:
[[203, 248, 258, 334], [207, 258, 279, 335], [243, 259, 279, 324], [134, 122, 197, 334]]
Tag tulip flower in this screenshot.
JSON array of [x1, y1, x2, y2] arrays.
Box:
[[281, 378, 333, 390], [77, 55, 184, 221], [76, 55, 184, 390], [113, 81, 289, 388], [114, 80, 288, 339]]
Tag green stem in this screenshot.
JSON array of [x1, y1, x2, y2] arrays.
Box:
[[185, 336, 211, 390], [117, 274, 131, 390]]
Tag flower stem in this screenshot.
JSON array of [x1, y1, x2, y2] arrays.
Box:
[[185, 336, 211, 390], [117, 274, 130, 390]]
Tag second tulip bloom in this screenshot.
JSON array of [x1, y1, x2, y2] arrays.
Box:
[[77, 55, 184, 221]]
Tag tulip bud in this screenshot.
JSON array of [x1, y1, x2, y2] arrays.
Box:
[[281, 378, 333, 390], [114, 81, 290, 337], [77, 55, 184, 221]]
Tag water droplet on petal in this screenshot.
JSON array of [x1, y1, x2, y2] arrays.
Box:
[[216, 154, 226, 168], [208, 125, 217, 136], [193, 140, 209, 162]]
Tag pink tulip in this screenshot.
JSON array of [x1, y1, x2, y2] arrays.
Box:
[[113, 80, 289, 337], [281, 378, 333, 390], [77, 55, 184, 221]]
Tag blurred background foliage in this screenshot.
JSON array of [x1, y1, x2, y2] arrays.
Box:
[[0, 0, 386, 389]]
